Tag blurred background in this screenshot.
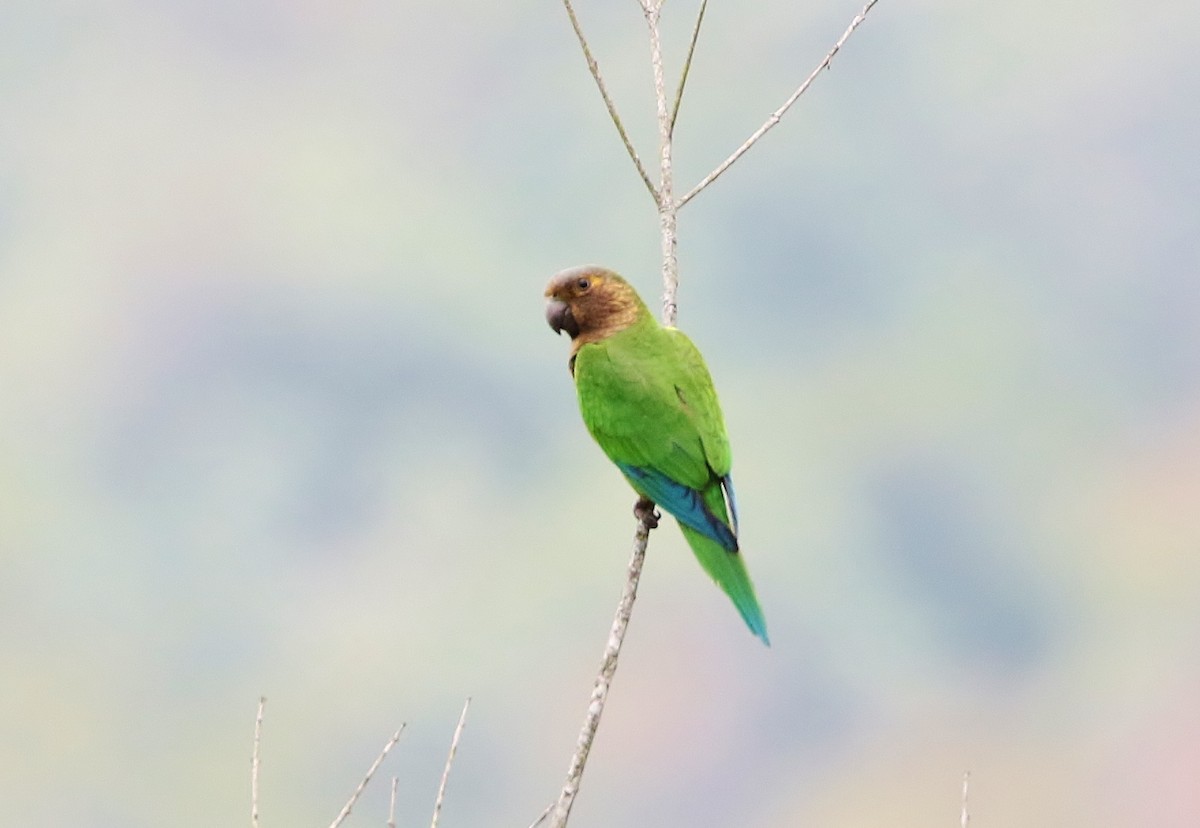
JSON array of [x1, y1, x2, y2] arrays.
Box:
[[2, 1, 1198, 825]]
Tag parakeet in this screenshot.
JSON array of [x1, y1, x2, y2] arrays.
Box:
[[544, 264, 768, 645]]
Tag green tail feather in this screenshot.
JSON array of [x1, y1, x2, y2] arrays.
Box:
[[679, 525, 770, 645]]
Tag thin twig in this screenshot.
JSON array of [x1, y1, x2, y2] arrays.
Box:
[[430, 698, 471, 828], [678, 0, 882, 207], [388, 776, 399, 828], [251, 696, 265, 828], [960, 771, 970, 827], [329, 725, 407, 828], [560, 0, 658, 200], [641, 1, 680, 326], [669, 0, 708, 137], [527, 802, 554, 828], [549, 519, 652, 827]]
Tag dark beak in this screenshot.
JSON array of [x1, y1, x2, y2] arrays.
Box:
[[545, 298, 579, 338]]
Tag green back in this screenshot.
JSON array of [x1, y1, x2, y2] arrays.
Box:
[[574, 317, 731, 494], [574, 314, 768, 643]]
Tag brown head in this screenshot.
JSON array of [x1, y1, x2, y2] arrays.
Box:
[[544, 265, 651, 357]]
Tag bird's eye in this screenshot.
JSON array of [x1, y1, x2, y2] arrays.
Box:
[[576, 277, 591, 291]]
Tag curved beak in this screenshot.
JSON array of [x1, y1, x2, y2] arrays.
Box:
[[545, 298, 579, 338]]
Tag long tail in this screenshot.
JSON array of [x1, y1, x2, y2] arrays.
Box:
[[679, 525, 769, 645]]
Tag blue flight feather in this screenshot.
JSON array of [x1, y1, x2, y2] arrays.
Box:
[[617, 463, 738, 551]]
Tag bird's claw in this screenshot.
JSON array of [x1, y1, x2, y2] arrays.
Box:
[[634, 497, 661, 529]]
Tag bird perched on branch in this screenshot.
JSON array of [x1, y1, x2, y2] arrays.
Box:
[[544, 265, 768, 644]]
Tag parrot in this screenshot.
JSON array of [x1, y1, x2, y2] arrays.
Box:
[[544, 264, 769, 645]]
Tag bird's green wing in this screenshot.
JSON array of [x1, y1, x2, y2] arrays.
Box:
[[576, 325, 738, 540], [576, 324, 716, 491], [663, 327, 732, 477], [575, 321, 767, 644]]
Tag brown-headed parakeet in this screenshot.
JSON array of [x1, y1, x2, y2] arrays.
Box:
[[544, 264, 768, 644]]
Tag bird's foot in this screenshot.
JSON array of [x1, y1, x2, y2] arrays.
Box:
[[634, 496, 661, 529]]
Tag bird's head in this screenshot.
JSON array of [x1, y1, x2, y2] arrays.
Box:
[[544, 265, 649, 347]]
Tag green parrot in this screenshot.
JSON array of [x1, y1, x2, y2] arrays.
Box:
[[544, 264, 768, 644]]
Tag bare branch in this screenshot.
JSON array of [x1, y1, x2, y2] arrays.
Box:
[[549, 519, 652, 827], [388, 777, 399, 828], [561, 0, 658, 200], [961, 771, 971, 827], [678, 0, 882, 207], [547, 3, 883, 824], [430, 698, 471, 828], [527, 802, 554, 828], [669, 0, 709, 137], [251, 696, 265, 828], [329, 725, 406, 828], [547, 10, 672, 817], [640, 2, 680, 326]]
